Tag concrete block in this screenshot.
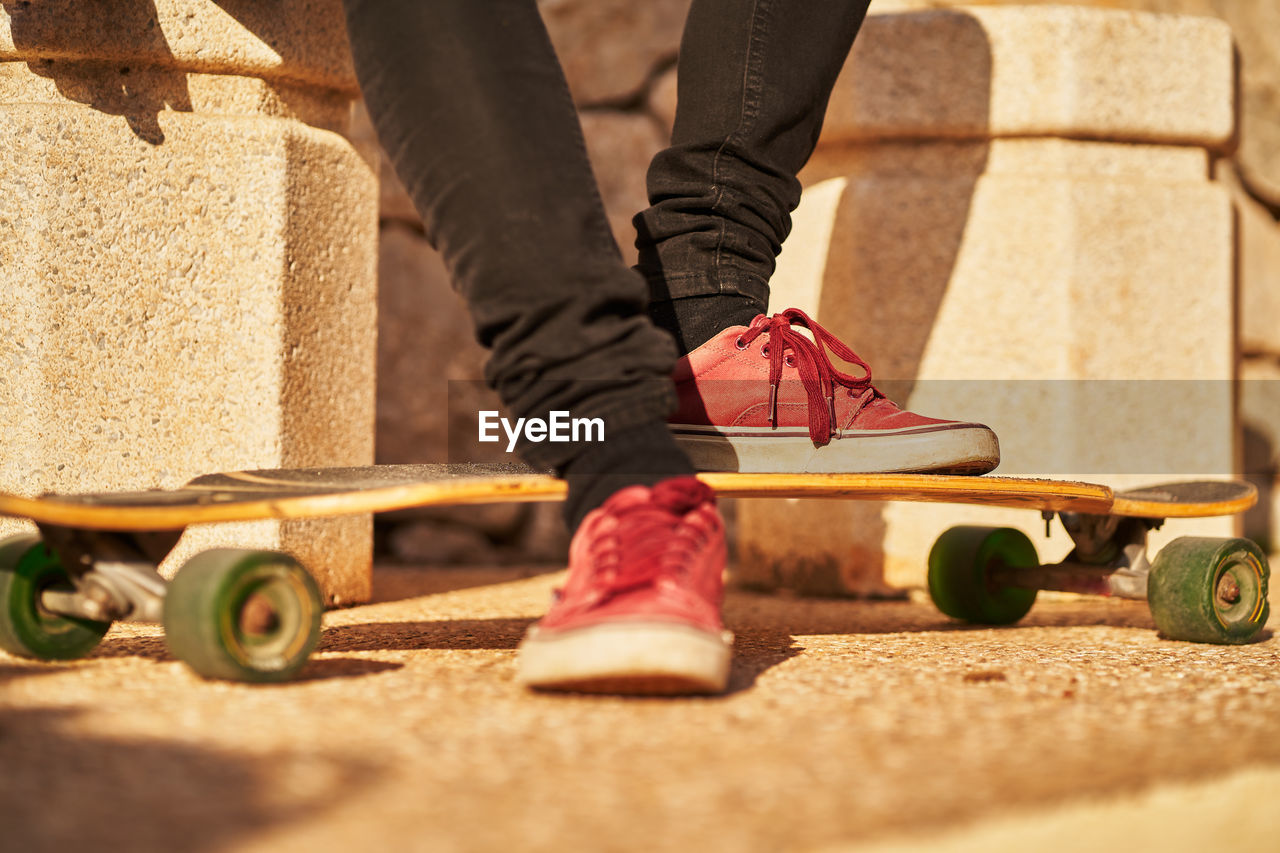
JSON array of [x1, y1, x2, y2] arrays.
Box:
[[884, 0, 1280, 208], [0, 0, 358, 91], [858, 2, 1280, 359], [0, 2, 378, 605], [738, 136, 1237, 593], [823, 6, 1234, 149]]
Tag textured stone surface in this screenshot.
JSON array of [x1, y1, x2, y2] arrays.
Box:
[[823, 6, 1234, 148], [877, 0, 1280, 366], [0, 2, 378, 604], [1242, 357, 1280, 557], [579, 110, 667, 264], [1231, 11, 1280, 208], [648, 65, 679, 136], [539, 0, 688, 106], [2, 565, 1279, 851], [845, 766, 1280, 853], [740, 136, 1236, 593], [1226, 162, 1280, 357], [0, 0, 357, 91], [883, 0, 1280, 208], [0, 63, 352, 134]]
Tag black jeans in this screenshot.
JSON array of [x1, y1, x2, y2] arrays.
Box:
[[342, 0, 870, 470]]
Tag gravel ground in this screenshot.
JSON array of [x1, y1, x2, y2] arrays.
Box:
[[3, 565, 1278, 853]]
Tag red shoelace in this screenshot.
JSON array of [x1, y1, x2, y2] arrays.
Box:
[[584, 479, 715, 602], [737, 308, 876, 445]]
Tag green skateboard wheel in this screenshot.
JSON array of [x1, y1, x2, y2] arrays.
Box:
[[928, 526, 1039, 625], [163, 549, 323, 683], [1148, 537, 1270, 645], [0, 534, 110, 660]]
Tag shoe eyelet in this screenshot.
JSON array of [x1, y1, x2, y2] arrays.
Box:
[[735, 336, 748, 351], [784, 355, 796, 368], [760, 344, 770, 358]]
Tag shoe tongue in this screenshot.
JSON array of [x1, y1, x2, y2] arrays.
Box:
[[600, 478, 714, 517], [649, 477, 714, 514]]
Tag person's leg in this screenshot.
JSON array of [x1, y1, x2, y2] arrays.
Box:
[[635, 0, 872, 354], [342, 0, 691, 530], [342, 0, 731, 693], [636, 0, 1001, 475]]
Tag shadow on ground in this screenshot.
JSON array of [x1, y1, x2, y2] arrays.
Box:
[[0, 664, 381, 853], [87, 634, 405, 682], [321, 617, 534, 653], [317, 589, 1171, 694]]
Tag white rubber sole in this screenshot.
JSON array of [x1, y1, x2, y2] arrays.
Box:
[[672, 422, 1000, 474], [517, 621, 734, 695]]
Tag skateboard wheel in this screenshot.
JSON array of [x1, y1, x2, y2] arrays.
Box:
[[928, 526, 1038, 625], [0, 534, 111, 661], [163, 549, 323, 683], [1148, 537, 1270, 645]]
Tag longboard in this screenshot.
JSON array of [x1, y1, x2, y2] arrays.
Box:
[[0, 465, 1266, 684], [0, 463, 1257, 531]]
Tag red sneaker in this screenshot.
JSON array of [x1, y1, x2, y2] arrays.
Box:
[[516, 477, 732, 695], [670, 309, 1000, 474]]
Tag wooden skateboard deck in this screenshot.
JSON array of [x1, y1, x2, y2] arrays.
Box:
[[0, 463, 1256, 531]]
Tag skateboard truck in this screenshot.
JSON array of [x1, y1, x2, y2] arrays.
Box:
[[932, 496, 1268, 648], [35, 525, 179, 623], [990, 511, 1161, 600], [2, 522, 324, 683]]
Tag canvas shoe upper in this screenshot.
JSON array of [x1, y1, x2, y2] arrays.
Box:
[[669, 308, 1000, 474], [516, 477, 732, 694]]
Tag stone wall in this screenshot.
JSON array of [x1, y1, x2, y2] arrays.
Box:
[[871, 0, 1280, 574], [742, 5, 1240, 594]]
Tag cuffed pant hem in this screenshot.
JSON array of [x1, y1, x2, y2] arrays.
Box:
[[639, 270, 771, 307]]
